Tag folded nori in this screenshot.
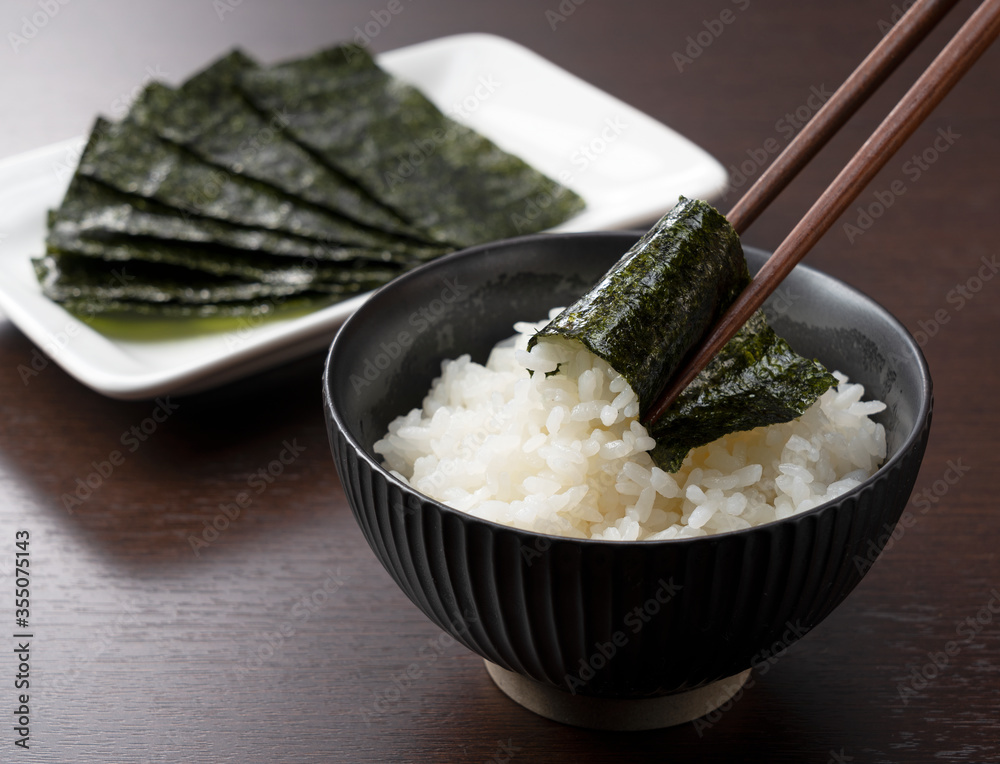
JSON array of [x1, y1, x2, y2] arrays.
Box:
[[647, 311, 838, 471], [76, 118, 429, 252], [530, 197, 836, 473], [529, 198, 749, 412], [126, 50, 434, 244], [238, 44, 584, 247]]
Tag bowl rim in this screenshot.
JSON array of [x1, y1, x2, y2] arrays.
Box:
[[324, 230, 933, 545]]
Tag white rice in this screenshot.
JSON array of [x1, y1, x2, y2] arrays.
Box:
[[374, 308, 887, 541]]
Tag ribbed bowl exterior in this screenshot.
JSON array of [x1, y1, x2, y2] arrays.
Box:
[[324, 233, 933, 699]]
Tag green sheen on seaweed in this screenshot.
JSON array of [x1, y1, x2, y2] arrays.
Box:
[[238, 44, 584, 247], [530, 197, 836, 473]]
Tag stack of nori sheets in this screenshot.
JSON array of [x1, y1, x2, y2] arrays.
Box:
[[36, 44, 585, 319]]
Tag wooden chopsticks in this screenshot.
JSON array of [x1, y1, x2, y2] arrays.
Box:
[[727, 0, 962, 234], [643, 0, 1000, 427]]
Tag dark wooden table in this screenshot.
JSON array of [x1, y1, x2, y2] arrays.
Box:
[[2, 1, 998, 761]]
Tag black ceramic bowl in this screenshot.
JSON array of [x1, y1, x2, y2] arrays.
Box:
[[323, 232, 932, 727]]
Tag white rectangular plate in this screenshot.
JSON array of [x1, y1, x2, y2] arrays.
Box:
[[0, 33, 726, 400]]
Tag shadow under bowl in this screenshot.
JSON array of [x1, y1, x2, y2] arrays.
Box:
[[323, 232, 932, 728]]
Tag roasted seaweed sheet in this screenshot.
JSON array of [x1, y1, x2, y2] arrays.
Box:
[[33, 252, 338, 304], [127, 50, 433, 243], [238, 44, 584, 247], [51, 176, 446, 266], [529, 198, 748, 412], [35, 42, 586, 321], [647, 311, 838, 471], [76, 118, 425, 252], [33, 253, 357, 318], [531, 197, 836, 472], [47, 225, 404, 289]]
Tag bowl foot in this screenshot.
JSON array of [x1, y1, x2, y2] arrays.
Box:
[[484, 660, 751, 730]]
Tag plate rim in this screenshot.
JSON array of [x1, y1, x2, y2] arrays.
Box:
[[0, 32, 728, 400]]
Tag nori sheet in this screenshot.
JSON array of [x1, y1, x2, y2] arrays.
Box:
[[529, 198, 749, 412], [32, 252, 339, 304], [126, 50, 435, 244], [238, 44, 585, 247], [646, 310, 837, 471], [46, 224, 405, 289], [531, 197, 836, 473], [76, 117, 432, 252], [52, 175, 445, 265]]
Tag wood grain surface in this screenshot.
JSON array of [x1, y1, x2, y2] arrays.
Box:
[[1, 1, 998, 762]]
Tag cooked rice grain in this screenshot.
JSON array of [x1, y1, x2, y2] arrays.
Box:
[[375, 311, 887, 540]]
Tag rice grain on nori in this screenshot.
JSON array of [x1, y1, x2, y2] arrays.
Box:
[[530, 197, 836, 472], [528, 198, 748, 412]]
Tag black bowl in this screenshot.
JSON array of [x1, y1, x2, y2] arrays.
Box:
[[323, 232, 932, 724]]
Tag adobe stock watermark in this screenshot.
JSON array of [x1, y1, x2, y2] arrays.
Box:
[[910, 253, 999, 347], [189, 439, 307, 556], [18, 268, 137, 385], [61, 397, 181, 514], [511, 115, 627, 234], [213, 0, 244, 21], [8, 0, 72, 54], [349, 0, 409, 47], [381, 76, 502, 191], [109, 65, 171, 120], [559, 116, 628, 184], [563, 577, 683, 694], [348, 277, 468, 394], [50, 69, 171, 183], [761, 283, 802, 323], [692, 619, 811, 736], [852, 458, 971, 575], [485, 739, 522, 764], [545, 0, 586, 31], [843, 126, 960, 243], [232, 108, 291, 164], [232, 567, 350, 681], [895, 588, 1000, 706], [877, 1, 916, 35], [722, 84, 834, 202], [221, 281, 318, 353], [153, 108, 287, 221], [360, 609, 479, 725], [17, 313, 93, 385], [673, 0, 752, 73]]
